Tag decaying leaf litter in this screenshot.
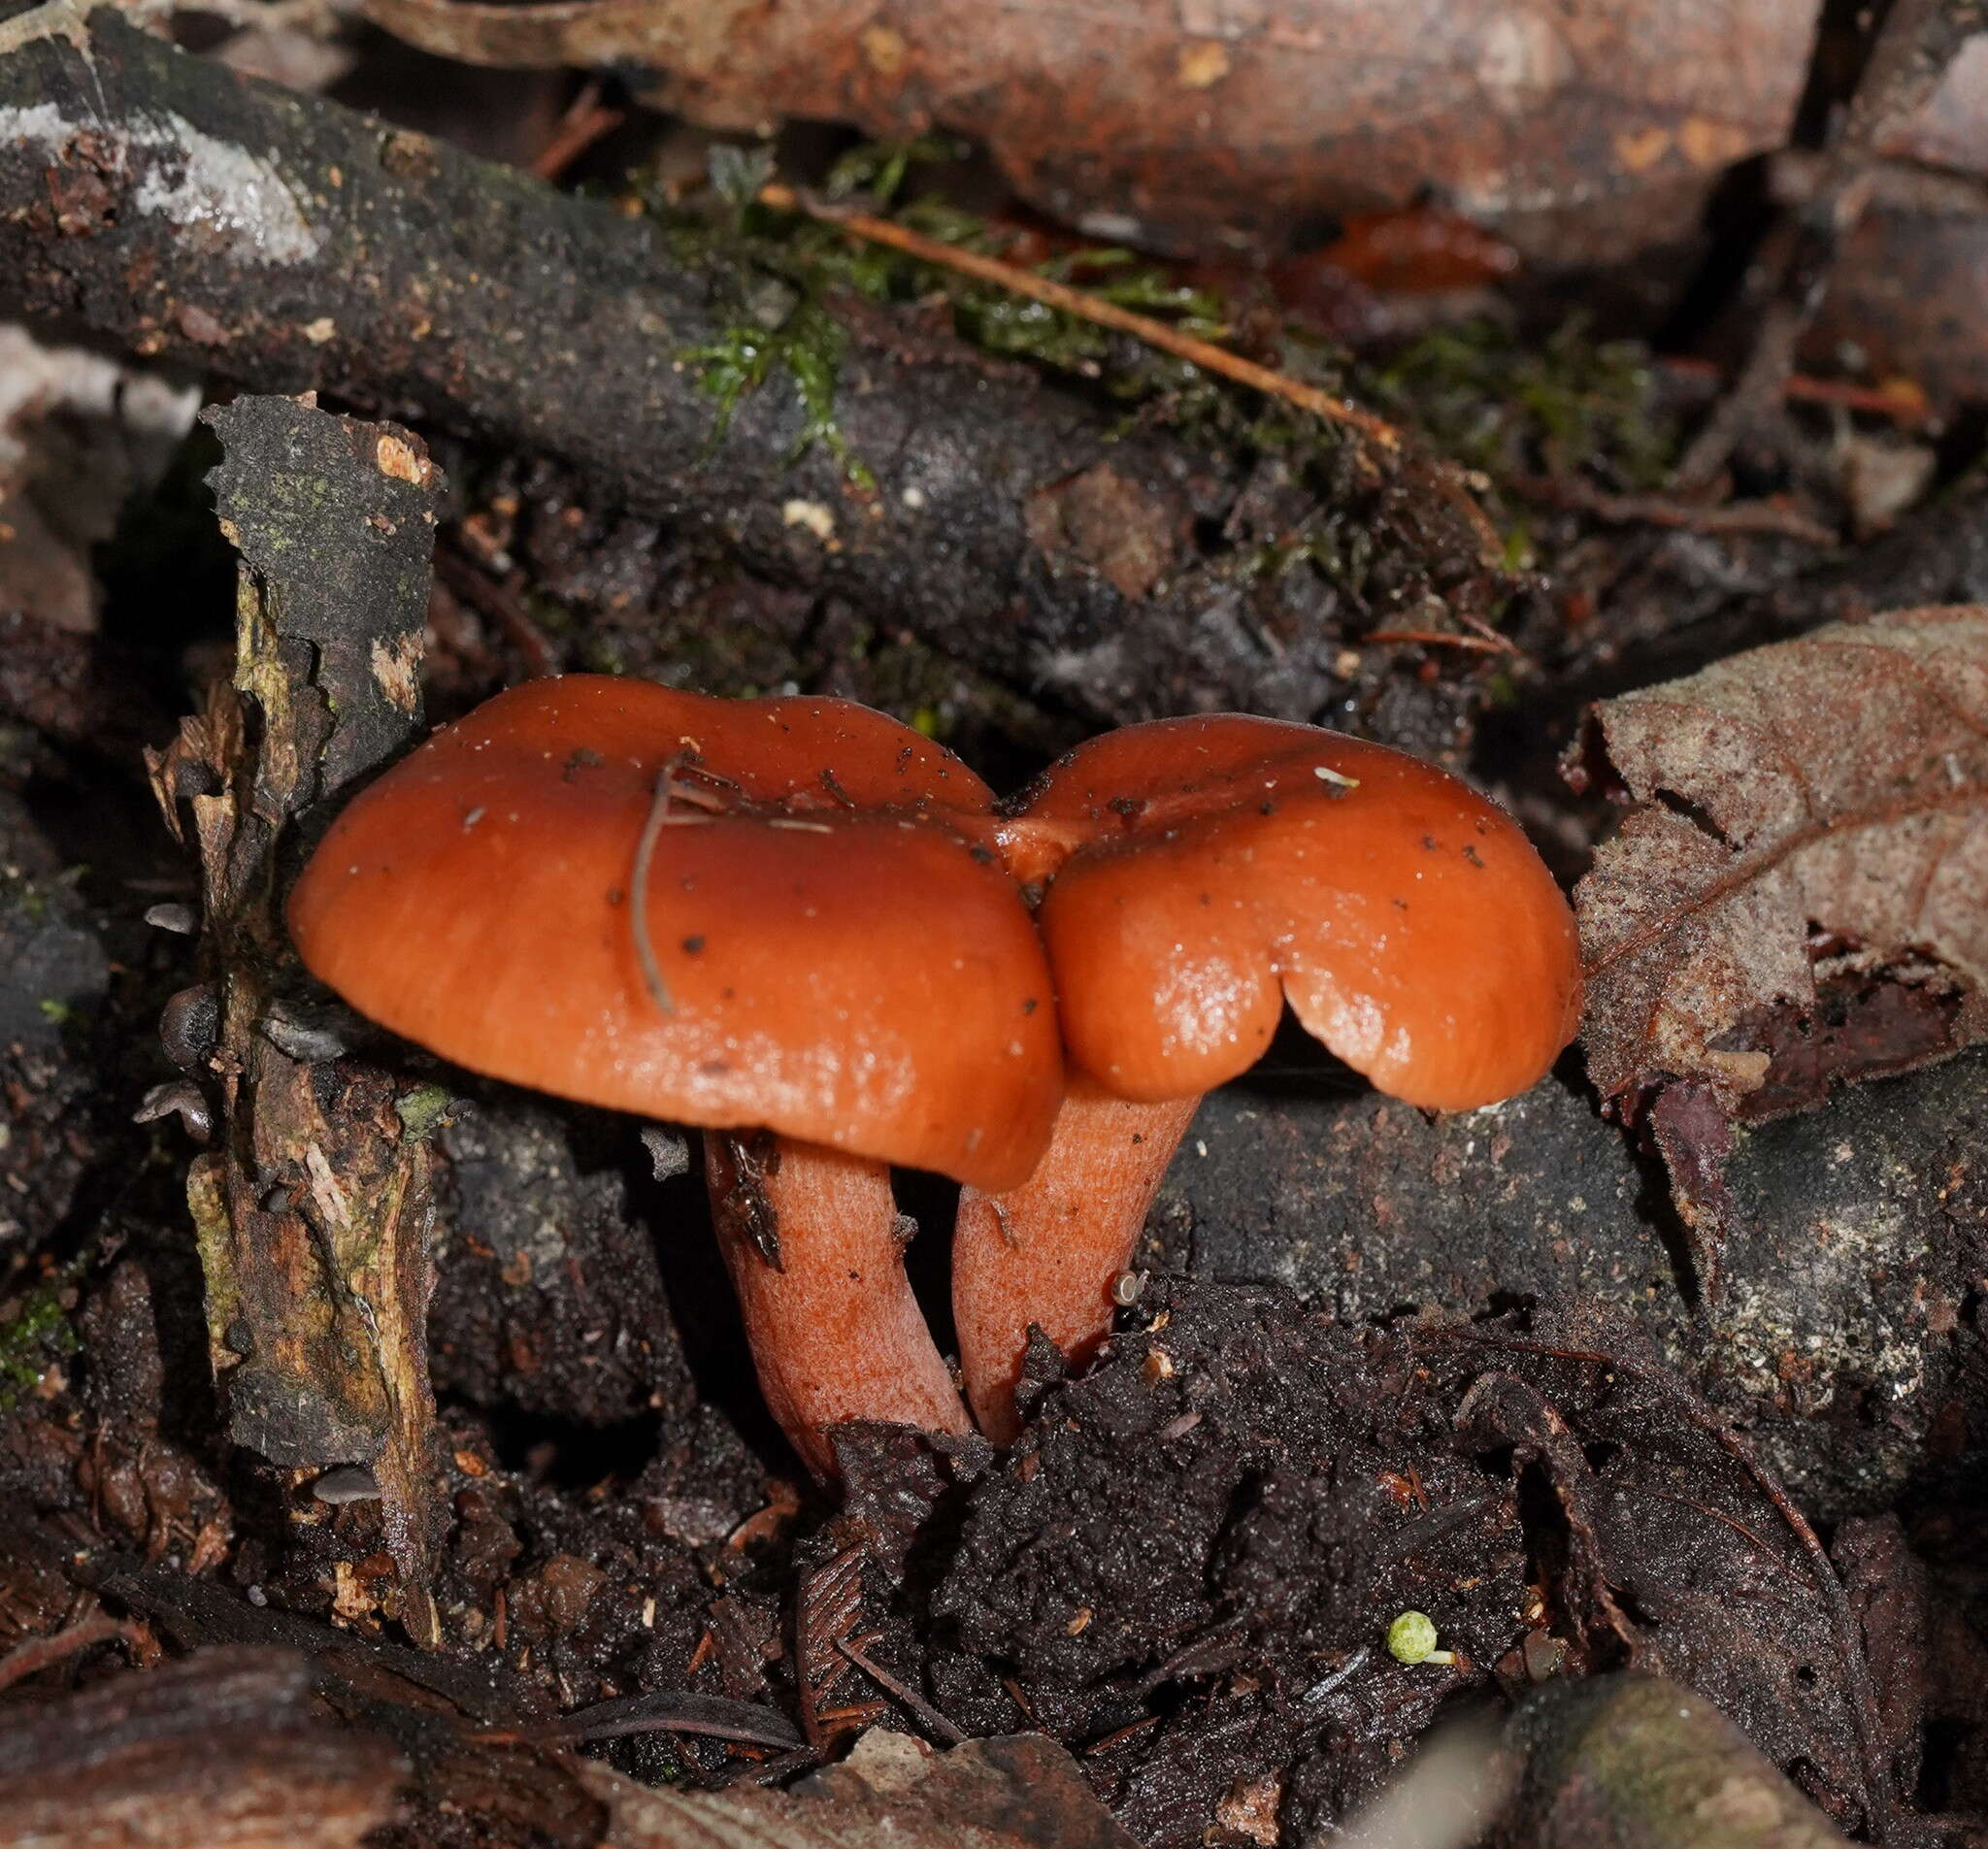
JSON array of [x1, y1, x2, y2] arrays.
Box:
[[3, 1, 1988, 1845]]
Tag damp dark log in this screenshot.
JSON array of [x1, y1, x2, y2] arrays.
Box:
[[1156, 1048, 1988, 1517], [0, 0, 1491, 742]]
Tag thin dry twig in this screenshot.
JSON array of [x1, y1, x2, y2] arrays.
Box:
[[1365, 628, 1517, 656], [0, 1613, 143, 1694], [1512, 477, 1839, 548], [835, 1634, 969, 1745], [531, 80, 623, 183], [476, 1689, 802, 1751], [1659, 355, 1933, 426], [431, 545, 555, 677], [757, 182, 1404, 452]]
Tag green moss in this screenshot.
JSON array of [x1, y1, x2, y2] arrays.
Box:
[[395, 1083, 454, 1144], [682, 300, 874, 487], [1376, 317, 1678, 490], [0, 1275, 81, 1409]]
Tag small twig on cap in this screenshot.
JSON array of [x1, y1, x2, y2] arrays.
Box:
[[632, 753, 693, 1014]]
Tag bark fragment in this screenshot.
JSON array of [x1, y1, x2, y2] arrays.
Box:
[[146, 395, 447, 1635]]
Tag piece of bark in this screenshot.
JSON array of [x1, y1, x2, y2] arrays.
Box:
[[582, 1726, 1140, 1849], [144, 396, 447, 1637], [1503, 1672, 1856, 1849], [0, 0, 1492, 745], [0, 1645, 406, 1849], [358, 0, 1815, 259], [1158, 1047, 1988, 1516]]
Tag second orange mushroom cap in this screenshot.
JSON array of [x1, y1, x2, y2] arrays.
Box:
[[996, 714, 1583, 1110]]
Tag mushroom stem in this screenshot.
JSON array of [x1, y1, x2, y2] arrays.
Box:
[[704, 1132, 972, 1479], [952, 1078, 1200, 1442]]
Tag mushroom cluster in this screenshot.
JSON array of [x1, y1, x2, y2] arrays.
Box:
[[290, 678, 1580, 1476]]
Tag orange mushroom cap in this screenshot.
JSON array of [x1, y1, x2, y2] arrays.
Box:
[[289, 677, 1061, 1189], [996, 714, 1580, 1111]]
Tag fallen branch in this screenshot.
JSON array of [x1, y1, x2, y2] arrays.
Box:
[[0, 0, 1505, 730]]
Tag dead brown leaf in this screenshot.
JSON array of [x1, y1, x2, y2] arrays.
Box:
[[358, 0, 1814, 255], [1574, 605, 1988, 1119]]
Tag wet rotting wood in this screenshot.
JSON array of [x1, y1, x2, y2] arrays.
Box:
[[145, 395, 448, 1640]]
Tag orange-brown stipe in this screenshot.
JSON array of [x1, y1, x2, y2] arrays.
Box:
[[957, 714, 1581, 1438], [706, 1140, 974, 1477], [954, 1078, 1196, 1436], [289, 676, 1062, 1473]]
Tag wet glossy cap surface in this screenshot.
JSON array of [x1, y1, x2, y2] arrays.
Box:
[[289, 677, 1061, 1188], [998, 714, 1580, 1110]]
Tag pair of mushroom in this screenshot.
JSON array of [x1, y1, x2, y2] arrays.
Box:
[[290, 678, 1579, 1476]]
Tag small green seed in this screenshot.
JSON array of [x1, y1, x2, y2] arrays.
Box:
[[1387, 1610, 1441, 1665]]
